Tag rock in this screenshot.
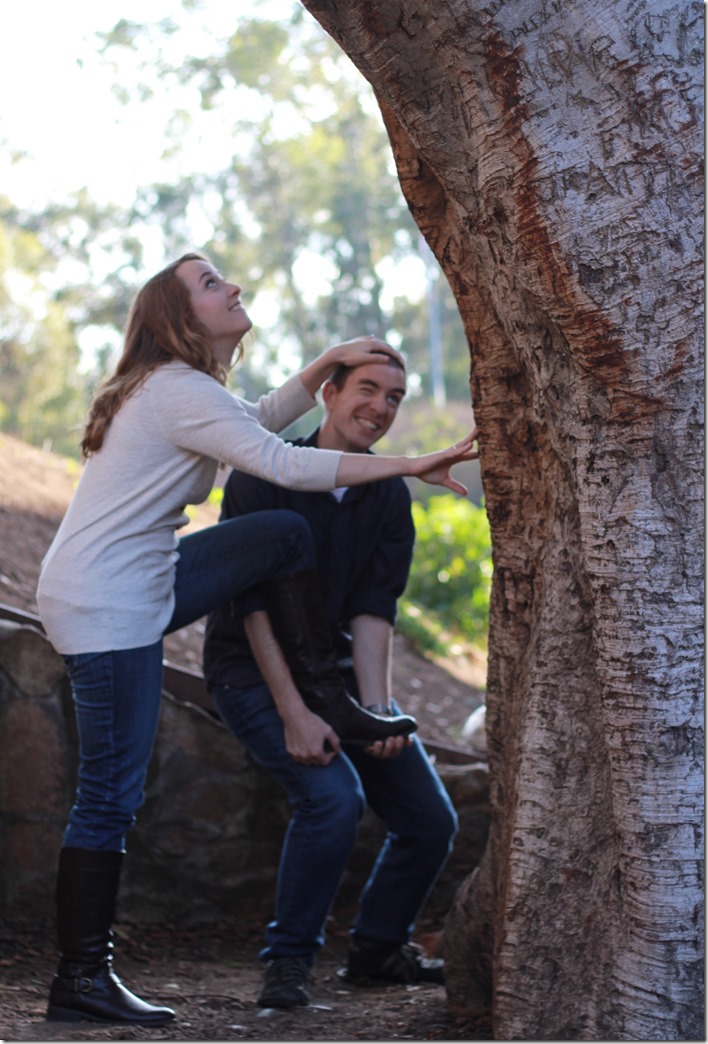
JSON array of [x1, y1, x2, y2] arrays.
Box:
[[0, 620, 67, 695], [0, 624, 490, 928], [461, 704, 487, 758], [0, 623, 74, 915]]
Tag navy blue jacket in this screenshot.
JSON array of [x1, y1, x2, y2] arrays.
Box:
[[203, 429, 415, 690]]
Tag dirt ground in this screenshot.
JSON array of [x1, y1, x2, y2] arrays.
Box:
[[0, 433, 488, 1042], [0, 918, 486, 1043]]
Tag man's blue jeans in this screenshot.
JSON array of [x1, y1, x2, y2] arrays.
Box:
[[211, 677, 458, 962], [61, 510, 315, 851]]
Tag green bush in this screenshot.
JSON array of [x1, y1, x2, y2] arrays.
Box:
[[402, 494, 492, 649]]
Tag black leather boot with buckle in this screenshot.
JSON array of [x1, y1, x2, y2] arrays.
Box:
[[47, 847, 175, 1025], [262, 570, 417, 746]]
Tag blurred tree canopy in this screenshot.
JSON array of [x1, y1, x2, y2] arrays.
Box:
[[0, 202, 86, 456], [99, 4, 471, 395], [1, 0, 473, 456]]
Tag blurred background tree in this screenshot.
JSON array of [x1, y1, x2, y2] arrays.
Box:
[[0, 201, 87, 456], [2, 2, 474, 444], [99, 6, 471, 401], [0, 0, 488, 647]]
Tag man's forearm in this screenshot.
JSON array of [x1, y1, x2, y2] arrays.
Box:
[[243, 611, 308, 720], [350, 614, 394, 710], [351, 615, 408, 759], [243, 611, 340, 764]]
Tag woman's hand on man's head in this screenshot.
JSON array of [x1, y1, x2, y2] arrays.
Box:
[[326, 335, 405, 371]]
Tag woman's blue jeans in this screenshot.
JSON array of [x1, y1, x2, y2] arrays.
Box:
[[211, 678, 458, 962], [61, 510, 315, 851]]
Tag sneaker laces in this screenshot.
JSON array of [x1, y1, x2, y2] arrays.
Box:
[[267, 956, 311, 986]]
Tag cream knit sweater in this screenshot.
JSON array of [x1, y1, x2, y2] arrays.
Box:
[[37, 362, 341, 653]]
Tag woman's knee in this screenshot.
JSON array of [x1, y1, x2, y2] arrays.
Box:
[[274, 509, 315, 569]]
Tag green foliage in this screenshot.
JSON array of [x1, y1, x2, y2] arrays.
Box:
[[395, 600, 450, 659], [403, 494, 492, 649]]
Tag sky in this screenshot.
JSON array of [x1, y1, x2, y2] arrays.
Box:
[[0, 0, 296, 209], [2, 1, 161, 207]]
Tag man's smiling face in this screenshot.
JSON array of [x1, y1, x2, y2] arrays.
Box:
[[319, 360, 406, 454]]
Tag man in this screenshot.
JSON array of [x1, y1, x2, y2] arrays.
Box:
[[203, 349, 457, 1009]]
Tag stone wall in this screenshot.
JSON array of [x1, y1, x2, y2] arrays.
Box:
[[0, 622, 489, 928]]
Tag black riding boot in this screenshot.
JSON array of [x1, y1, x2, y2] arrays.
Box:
[[262, 570, 417, 745], [47, 847, 175, 1025]]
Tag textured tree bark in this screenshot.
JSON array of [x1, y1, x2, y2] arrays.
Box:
[[300, 1, 704, 1039]]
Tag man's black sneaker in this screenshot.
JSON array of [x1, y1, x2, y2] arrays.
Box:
[[257, 956, 312, 1008], [339, 941, 445, 986]]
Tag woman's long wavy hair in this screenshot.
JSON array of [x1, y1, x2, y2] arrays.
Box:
[[81, 252, 240, 457]]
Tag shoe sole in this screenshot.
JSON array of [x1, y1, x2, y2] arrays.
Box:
[[47, 1006, 175, 1025], [327, 728, 417, 751]]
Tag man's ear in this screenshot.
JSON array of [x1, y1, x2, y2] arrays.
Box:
[[321, 380, 338, 410]]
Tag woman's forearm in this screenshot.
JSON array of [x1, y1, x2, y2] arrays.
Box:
[[335, 429, 479, 495], [299, 351, 338, 398], [335, 453, 410, 486]]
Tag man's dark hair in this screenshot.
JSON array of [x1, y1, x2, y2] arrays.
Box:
[[328, 350, 406, 391]]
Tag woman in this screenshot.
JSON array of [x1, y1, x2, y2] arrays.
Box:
[[37, 252, 478, 1026]]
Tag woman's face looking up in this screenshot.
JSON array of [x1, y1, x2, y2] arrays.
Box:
[[177, 258, 252, 364]]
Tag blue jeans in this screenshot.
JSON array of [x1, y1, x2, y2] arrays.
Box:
[[211, 678, 458, 963], [61, 510, 315, 851]]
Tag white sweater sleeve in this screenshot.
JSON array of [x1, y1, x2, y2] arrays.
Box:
[[151, 365, 342, 491]]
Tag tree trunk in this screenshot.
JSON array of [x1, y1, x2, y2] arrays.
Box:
[[300, 1, 704, 1038]]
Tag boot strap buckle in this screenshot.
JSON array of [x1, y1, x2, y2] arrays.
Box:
[[72, 976, 94, 993]]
